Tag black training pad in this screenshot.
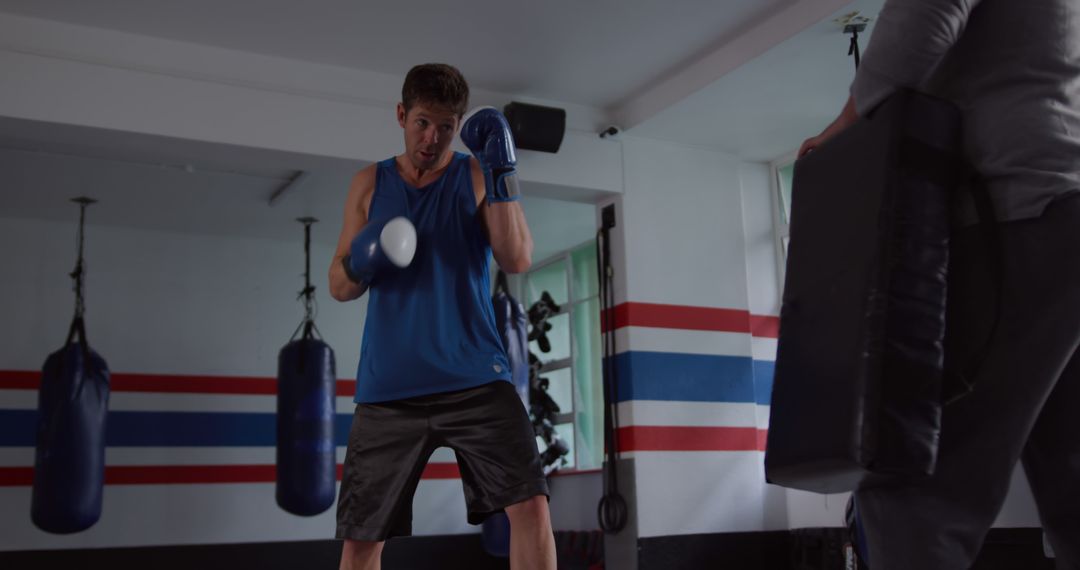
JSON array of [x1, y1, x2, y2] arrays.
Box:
[[765, 90, 963, 493]]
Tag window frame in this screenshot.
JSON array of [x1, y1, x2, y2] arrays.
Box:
[[771, 150, 798, 294], [520, 239, 601, 472]]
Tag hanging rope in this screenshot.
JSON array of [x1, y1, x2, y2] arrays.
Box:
[[65, 197, 97, 367], [290, 217, 323, 343], [847, 25, 862, 70], [69, 197, 95, 323], [835, 12, 870, 72], [596, 226, 627, 534], [834, 12, 870, 72]]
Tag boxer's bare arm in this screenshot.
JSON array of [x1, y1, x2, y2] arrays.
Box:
[[329, 166, 376, 301], [470, 158, 533, 273]]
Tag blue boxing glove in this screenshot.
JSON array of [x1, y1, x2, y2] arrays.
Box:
[[342, 216, 417, 285], [460, 106, 521, 203]]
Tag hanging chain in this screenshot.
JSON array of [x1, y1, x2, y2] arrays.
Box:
[[846, 25, 864, 70], [837, 12, 870, 72], [297, 217, 318, 328], [70, 197, 97, 320]]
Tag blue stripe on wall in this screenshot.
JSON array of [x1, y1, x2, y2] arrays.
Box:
[[1, 350, 779, 447], [607, 351, 774, 405], [0, 410, 354, 447], [753, 360, 775, 406], [611, 351, 754, 403]]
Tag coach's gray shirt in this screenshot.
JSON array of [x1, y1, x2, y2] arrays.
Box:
[[852, 0, 1080, 221]]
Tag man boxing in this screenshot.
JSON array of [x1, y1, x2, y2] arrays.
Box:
[[801, 0, 1080, 568], [328, 63, 556, 570]]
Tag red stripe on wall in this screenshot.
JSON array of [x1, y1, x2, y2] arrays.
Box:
[[749, 315, 780, 339], [617, 426, 767, 452], [1, 303, 778, 394], [602, 302, 777, 338], [107, 465, 278, 484], [605, 303, 750, 334], [111, 374, 278, 395], [421, 462, 462, 479], [0, 467, 34, 486], [334, 381, 355, 397], [0, 371, 357, 396], [1, 439, 761, 485], [0, 462, 463, 487], [0, 370, 38, 390], [0, 465, 280, 486], [0, 463, 583, 487]]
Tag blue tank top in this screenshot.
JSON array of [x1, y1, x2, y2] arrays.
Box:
[[354, 152, 511, 403]]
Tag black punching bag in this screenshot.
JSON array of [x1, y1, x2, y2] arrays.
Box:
[[32, 197, 111, 534], [276, 217, 337, 516]]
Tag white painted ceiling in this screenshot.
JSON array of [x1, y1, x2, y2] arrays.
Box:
[[633, 0, 885, 161], [0, 0, 791, 110], [0, 0, 885, 152], [0, 0, 885, 251]]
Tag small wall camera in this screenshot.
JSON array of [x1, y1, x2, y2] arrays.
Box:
[[599, 125, 621, 139]]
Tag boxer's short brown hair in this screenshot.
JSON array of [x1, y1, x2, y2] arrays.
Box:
[[402, 63, 469, 117]]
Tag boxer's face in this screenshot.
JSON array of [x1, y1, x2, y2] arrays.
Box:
[[398, 101, 459, 171]]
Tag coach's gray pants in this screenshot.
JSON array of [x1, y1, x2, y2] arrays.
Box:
[[856, 193, 1080, 570]]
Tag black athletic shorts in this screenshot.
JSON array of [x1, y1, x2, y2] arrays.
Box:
[[335, 380, 549, 541]]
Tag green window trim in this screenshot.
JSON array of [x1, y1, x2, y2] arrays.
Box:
[[524, 240, 602, 471]]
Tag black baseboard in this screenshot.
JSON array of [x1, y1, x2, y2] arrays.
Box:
[[0, 536, 504, 570], [0, 531, 603, 570], [639, 530, 792, 569], [637, 527, 1053, 570], [0, 527, 1051, 569]]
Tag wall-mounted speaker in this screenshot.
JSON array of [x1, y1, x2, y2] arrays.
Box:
[[503, 102, 566, 154]]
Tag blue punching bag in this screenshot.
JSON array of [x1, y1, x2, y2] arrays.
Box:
[[33, 322, 111, 533], [32, 198, 111, 534], [492, 271, 530, 404], [482, 512, 513, 558], [276, 330, 337, 515], [483, 271, 530, 557], [276, 217, 337, 516]]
